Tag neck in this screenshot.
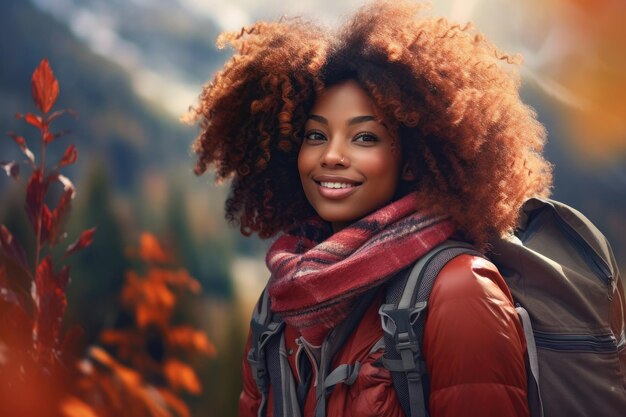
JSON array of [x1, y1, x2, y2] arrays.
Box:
[[331, 221, 350, 233]]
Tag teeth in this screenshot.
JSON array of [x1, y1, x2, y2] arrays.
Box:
[[320, 181, 356, 189]]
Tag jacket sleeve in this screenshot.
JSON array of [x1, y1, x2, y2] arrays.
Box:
[[239, 330, 262, 417], [423, 255, 530, 417]]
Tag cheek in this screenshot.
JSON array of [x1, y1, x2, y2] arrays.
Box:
[[363, 150, 401, 183], [297, 149, 310, 178]]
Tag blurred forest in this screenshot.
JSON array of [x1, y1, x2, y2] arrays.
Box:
[[0, 0, 625, 416]]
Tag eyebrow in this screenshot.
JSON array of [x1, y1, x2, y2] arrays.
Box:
[[307, 114, 376, 126]]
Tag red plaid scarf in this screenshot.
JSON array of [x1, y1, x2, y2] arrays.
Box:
[[266, 193, 455, 344]]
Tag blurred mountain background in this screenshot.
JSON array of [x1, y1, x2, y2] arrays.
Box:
[[1, 0, 625, 416]]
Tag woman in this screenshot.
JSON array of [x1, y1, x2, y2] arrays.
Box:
[[189, 1, 551, 415]]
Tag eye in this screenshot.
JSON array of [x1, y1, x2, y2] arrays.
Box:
[[304, 130, 326, 143], [353, 132, 379, 143]]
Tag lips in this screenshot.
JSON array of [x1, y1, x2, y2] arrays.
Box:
[[313, 175, 362, 200], [319, 181, 356, 189]]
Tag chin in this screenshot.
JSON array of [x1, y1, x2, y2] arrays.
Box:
[[318, 210, 365, 225]]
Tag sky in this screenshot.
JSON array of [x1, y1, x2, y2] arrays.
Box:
[[29, 0, 626, 160], [28, 0, 547, 116]]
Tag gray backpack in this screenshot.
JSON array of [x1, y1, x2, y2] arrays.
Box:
[[248, 198, 626, 417]]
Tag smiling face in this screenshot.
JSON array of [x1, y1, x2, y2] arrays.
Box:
[[298, 79, 404, 232]]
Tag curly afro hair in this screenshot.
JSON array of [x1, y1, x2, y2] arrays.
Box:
[[189, 0, 552, 247]]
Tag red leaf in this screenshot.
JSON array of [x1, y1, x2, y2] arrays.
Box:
[[40, 205, 52, 244], [57, 265, 70, 290], [55, 173, 75, 195], [33, 256, 52, 309], [48, 109, 77, 124], [0, 265, 30, 317], [34, 256, 68, 367], [65, 227, 96, 256], [60, 325, 85, 364], [0, 265, 20, 305], [7, 132, 35, 164], [1, 161, 20, 179], [0, 265, 32, 353], [43, 130, 54, 144], [7, 131, 26, 148], [0, 225, 28, 271], [43, 129, 71, 145], [60, 144, 77, 167], [51, 186, 74, 244], [31, 59, 59, 114], [24, 112, 44, 130], [25, 169, 47, 236]]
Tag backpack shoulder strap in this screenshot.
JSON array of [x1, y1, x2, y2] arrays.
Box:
[[249, 284, 379, 417], [314, 286, 380, 417], [247, 286, 286, 417], [379, 240, 481, 417]]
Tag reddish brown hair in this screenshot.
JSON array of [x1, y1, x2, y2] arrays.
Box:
[[189, 0, 552, 247]]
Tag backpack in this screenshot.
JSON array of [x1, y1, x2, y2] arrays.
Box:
[[247, 197, 626, 417]]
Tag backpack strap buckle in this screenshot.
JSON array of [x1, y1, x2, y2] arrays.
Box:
[[248, 313, 285, 393], [378, 301, 427, 370]]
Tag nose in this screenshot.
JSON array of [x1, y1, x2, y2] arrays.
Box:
[[321, 137, 349, 168]]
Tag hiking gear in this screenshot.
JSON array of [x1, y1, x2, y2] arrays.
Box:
[[247, 285, 380, 417], [380, 241, 482, 417], [244, 197, 625, 417], [242, 255, 528, 417], [380, 198, 626, 417], [490, 198, 626, 417], [266, 192, 454, 344]]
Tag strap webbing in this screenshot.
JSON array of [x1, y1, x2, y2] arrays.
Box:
[[313, 287, 379, 417], [323, 361, 362, 388], [516, 305, 544, 417], [382, 240, 481, 417]]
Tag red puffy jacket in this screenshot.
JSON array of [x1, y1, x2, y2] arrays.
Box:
[[239, 255, 530, 417]]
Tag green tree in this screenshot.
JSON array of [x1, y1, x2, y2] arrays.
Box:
[[65, 163, 129, 343], [164, 181, 233, 298]]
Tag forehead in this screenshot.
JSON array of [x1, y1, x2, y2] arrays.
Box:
[[309, 79, 376, 117]]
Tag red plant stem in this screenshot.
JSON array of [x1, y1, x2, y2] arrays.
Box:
[[32, 120, 48, 360]]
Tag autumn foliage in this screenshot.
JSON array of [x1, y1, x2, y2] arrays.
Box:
[[63, 233, 216, 417], [0, 58, 93, 416], [0, 60, 215, 417]]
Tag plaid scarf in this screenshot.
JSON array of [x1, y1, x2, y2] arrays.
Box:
[[266, 193, 455, 344]]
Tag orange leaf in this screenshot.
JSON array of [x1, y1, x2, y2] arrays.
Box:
[[138, 233, 171, 263], [59, 397, 99, 417], [31, 59, 59, 114], [157, 389, 191, 417], [168, 326, 217, 357], [164, 359, 202, 394]]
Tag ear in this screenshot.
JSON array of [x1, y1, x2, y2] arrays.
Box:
[[401, 162, 416, 181]]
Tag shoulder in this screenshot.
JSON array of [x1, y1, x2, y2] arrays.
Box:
[[425, 253, 521, 347], [424, 254, 530, 416], [430, 254, 514, 304]]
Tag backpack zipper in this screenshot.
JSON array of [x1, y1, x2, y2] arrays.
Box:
[[533, 330, 618, 353]]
